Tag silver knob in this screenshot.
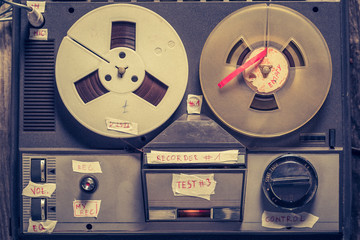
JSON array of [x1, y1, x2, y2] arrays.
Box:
[[80, 176, 97, 193]]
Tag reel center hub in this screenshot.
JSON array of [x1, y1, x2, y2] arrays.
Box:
[[99, 48, 145, 94], [244, 47, 289, 94]]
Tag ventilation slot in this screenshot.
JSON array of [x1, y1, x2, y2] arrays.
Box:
[[23, 40, 56, 131], [300, 133, 326, 144]]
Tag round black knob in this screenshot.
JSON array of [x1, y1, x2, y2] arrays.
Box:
[[80, 176, 97, 193], [262, 155, 318, 210]]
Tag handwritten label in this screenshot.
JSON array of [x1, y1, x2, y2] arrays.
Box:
[[22, 181, 56, 198], [27, 1, 46, 12], [187, 94, 203, 114], [243, 47, 288, 94], [29, 28, 48, 40], [28, 219, 57, 233], [172, 174, 216, 200], [262, 211, 319, 229], [72, 160, 102, 173], [147, 150, 241, 164], [73, 200, 101, 218], [105, 118, 138, 135]]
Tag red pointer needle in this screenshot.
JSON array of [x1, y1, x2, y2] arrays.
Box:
[[218, 48, 267, 88]]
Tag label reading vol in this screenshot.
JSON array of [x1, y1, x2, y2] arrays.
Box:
[[22, 181, 56, 198]]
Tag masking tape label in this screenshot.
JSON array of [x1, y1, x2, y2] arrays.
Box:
[[73, 200, 101, 218], [172, 173, 216, 200], [22, 181, 56, 198], [28, 219, 57, 233], [262, 211, 319, 229], [72, 160, 102, 173], [105, 118, 138, 135], [147, 150, 240, 164]]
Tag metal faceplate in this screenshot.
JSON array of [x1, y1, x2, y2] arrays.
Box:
[[13, 0, 349, 239]]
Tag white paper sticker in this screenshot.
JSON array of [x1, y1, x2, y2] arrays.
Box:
[[105, 118, 138, 135], [26, 1, 46, 12], [73, 200, 101, 218], [28, 219, 57, 233], [72, 160, 102, 173], [22, 181, 56, 198], [29, 28, 48, 40], [172, 174, 216, 200], [187, 94, 203, 114], [262, 211, 319, 229], [147, 150, 240, 164]]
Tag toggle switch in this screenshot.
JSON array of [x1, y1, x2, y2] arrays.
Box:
[[31, 198, 47, 221], [27, 7, 45, 28], [31, 158, 46, 182]]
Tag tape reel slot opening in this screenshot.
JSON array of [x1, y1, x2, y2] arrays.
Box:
[[282, 40, 305, 68]]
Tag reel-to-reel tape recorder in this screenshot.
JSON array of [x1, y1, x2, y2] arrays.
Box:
[[11, 0, 351, 239]]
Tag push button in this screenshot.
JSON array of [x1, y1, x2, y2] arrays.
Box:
[[80, 176, 97, 193]]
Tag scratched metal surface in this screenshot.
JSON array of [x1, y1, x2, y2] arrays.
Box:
[[0, 0, 360, 240], [350, 1, 360, 239]]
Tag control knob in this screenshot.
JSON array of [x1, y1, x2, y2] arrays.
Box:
[[80, 176, 97, 193], [262, 155, 318, 210]]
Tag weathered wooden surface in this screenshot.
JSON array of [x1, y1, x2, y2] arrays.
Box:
[[1, 1, 360, 240], [0, 10, 12, 240]]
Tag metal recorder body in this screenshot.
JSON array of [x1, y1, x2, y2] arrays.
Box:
[[11, 0, 350, 239]]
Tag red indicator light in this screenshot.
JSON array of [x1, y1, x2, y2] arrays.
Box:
[[177, 209, 211, 218]]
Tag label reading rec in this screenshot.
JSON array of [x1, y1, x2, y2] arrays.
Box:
[[105, 118, 138, 135], [261, 211, 319, 229], [22, 181, 56, 198], [73, 200, 101, 217], [29, 28, 48, 40], [28, 219, 57, 233], [72, 160, 102, 173], [172, 174, 216, 200], [147, 150, 241, 164]]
